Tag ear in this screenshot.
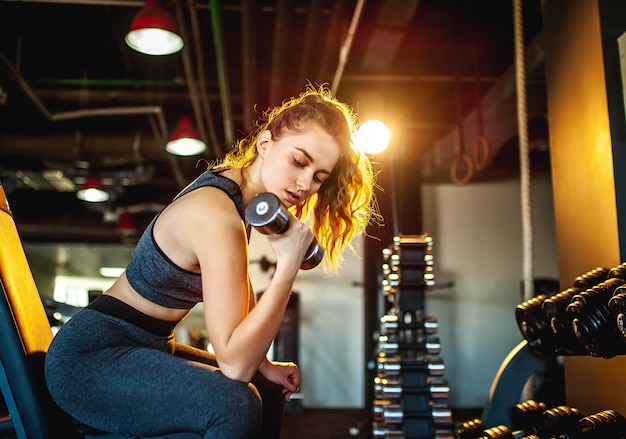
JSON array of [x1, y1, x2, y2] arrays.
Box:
[[256, 130, 273, 157]]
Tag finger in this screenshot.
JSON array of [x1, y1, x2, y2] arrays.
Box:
[[281, 378, 296, 392], [290, 371, 300, 388]]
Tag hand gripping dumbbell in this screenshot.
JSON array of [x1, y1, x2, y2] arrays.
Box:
[[245, 192, 324, 270]]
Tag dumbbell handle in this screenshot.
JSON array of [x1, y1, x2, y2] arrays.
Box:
[[245, 192, 324, 270]]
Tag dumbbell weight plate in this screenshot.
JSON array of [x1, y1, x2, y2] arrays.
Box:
[[246, 192, 325, 270], [245, 192, 289, 235], [301, 239, 324, 270]]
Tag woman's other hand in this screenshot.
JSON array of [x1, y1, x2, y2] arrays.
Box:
[[259, 358, 300, 401]]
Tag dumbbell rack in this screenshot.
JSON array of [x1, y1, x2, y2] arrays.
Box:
[[478, 262, 626, 431], [371, 234, 454, 439]]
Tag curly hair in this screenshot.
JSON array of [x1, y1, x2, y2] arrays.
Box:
[[218, 86, 379, 273]]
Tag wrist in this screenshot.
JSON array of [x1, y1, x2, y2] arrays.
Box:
[[271, 264, 298, 287], [258, 356, 272, 373]]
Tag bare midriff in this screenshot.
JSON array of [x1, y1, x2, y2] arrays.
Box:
[[104, 272, 191, 322]]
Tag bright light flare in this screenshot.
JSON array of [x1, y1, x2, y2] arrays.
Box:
[[354, 119, 391, 154]]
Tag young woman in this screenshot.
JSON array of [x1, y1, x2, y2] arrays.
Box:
[[45, 86, 378, 439]]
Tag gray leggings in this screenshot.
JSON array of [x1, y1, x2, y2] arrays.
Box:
[[44, 296, 285, 439]]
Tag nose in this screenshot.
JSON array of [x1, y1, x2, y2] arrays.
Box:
[[297, 172, 314, 193]]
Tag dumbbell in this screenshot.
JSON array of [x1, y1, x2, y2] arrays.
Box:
[[245, 192, 324, 270]]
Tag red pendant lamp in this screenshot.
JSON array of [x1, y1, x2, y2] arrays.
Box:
[[76, 172, 110, 203], [165, 115, 207, 156], [125, 0, 184, 56], [116, 210, 137, 236]]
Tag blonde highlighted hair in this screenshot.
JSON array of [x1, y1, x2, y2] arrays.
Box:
[[219, 86, 379, 273]]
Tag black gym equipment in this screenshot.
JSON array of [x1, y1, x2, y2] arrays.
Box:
[[542, 287, 587, 355], [371, 234, 454, 439], [246, 192, 324, 270], [566, 277, 626, 358], [457, 398, 626, 439], [474, 262, 626, 436]]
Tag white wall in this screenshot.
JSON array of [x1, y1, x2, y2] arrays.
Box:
[[421, 172, 559, 407]]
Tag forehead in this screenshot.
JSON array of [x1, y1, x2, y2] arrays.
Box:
[[283, 124, 341, 170]]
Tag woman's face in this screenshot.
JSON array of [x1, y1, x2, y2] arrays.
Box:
[[257, 123, 341, 207]]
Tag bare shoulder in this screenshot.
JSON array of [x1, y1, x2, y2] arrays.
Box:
[[163, 185, 240, 226], [154, 186, 244, 271]]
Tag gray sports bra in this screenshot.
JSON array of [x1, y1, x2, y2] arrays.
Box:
[[125, 171, 245, 309]]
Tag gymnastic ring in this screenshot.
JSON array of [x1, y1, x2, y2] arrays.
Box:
[[450, 154, 474, 186], [472, 136, 490, 170]]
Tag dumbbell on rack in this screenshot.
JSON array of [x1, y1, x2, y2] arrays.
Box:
[[515, 264, 626, 358], [378, 337, 442, 357], [374, 376, 450, 401], [245, 192, 323, 270], [381, 235, 436, 313], [566, 277, 626, 358], [373, 402, 452, 427], [542, 287, 587, 355], [372, 404, 453, 438], [376, 355, 446, 381], [380, 314, 440, 336], [455, 399, 626, 439]]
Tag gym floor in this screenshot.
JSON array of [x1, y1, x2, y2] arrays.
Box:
[[281, 407, 484, 439], [282, 408, 372, 439]]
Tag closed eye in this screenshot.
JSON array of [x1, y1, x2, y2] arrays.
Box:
[[293, 158, 327, 184]]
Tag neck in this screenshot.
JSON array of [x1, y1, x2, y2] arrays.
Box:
[[223, 164, 262, 207]]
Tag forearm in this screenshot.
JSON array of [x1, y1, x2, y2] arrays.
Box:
[[210, 269, 296, 382]]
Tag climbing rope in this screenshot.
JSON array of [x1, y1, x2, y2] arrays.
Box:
[[514, 0, 534, 302]]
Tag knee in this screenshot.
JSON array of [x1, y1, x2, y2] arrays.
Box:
[[237, 383, 262, 423], [212, 382, 261, 438]]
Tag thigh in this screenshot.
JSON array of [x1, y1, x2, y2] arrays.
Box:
[[91, 346, 258, 436], [46, 311, 260, 437], [172, 342, 286, 439]]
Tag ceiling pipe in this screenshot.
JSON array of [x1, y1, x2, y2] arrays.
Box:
[[172, 1, 210, 153], [330, 0, 365, 95], [268, 0, 290, 105], [241, 0, 259, 131], [147, 113, 187, 188], [209, 0, 235, 148], [342, 74, 502, 84], [3, 0, 232, 160], [187, 0, 222, 156], [0, 51, 186, 188], [0, 0, 142, 5], [316, 0, 348, 83], [297, 0, 322, 88]]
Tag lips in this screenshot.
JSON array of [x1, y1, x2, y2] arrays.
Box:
[[285, 190, 300, 204]]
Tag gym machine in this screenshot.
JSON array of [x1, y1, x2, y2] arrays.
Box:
[[371, 234, 454, 439]]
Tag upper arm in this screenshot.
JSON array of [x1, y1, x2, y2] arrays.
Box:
[[182, 189, 250, 364]]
